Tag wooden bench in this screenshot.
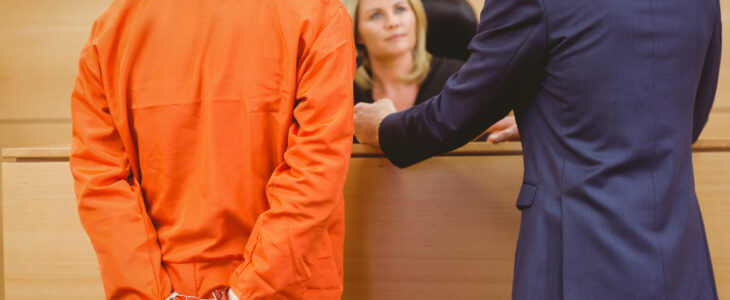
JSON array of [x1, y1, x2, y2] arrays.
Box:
[[2, 141, 729, 299]]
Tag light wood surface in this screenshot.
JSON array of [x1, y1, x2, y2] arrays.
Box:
[[718, 0, 730, 108], [700, 111, 730, 140], [0, 163, 4, 300], [0, 0, 112, 149], [1, 162, 104, 300], [342, 155, 524, 299], [2, 143, 729, 299], [695, 152, 730, 299], [0, 0, 112, 120], [0, 122, 71, 151]]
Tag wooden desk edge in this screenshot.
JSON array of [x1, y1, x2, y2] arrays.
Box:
[[1, 147, 72, 162], [2, 138, 729, 161]]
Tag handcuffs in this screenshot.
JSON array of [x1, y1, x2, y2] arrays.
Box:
[[165, 288, 230, 300]]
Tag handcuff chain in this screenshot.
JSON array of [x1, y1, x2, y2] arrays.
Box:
[[165, 290, 226, 300]]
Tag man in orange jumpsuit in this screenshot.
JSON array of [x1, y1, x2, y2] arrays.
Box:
[[70, 0, 355, 299]]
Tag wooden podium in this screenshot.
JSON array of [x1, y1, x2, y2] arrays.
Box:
[[2, 141, 729, 299]]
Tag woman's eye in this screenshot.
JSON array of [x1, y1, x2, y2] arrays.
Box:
[[369, 12, 382, 20], [394, 6, 407, 13]]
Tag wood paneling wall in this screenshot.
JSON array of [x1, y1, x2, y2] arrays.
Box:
[[0, 0, 113, 149]]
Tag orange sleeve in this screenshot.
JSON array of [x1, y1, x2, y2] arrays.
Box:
[[228, 6, 356, 299], [70, 39, 172, 300]]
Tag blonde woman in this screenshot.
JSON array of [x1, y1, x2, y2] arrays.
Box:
[[345, 0, 519, 142]]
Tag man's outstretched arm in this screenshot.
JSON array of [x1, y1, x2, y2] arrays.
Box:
[[356, 0, 547, 168]]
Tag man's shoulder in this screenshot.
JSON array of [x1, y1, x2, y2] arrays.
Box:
[[274, 0, 353, 50], [84, 0, 139, 45], [271, 0, 347, 19]]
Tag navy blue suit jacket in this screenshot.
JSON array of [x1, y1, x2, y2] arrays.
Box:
[[378, 0, 722, 298]]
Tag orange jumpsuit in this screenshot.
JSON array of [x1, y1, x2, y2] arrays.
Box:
[[69, 0, 355, 299]]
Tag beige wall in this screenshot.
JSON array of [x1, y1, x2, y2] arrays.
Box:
[[1, 0, 728, 149], [467, 0, 483, 13], [0, 0, 113, 149]]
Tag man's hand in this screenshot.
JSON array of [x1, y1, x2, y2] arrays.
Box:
[[485, 116, 520, 143], [354, 99, 397, 147]]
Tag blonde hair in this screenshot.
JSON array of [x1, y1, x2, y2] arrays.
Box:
[[343, 0, 431, 90]]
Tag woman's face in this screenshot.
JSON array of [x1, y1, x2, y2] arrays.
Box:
[[357, 0, 417, 59]]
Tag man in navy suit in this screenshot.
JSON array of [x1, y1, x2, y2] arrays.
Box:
[[353, 0, 721, 298]]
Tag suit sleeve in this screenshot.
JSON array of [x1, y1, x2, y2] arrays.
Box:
[[692, 8, 722, 143], [229, 6, 355, 299], [70, 40, 172, 299], [379, 0, 547, 167]]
